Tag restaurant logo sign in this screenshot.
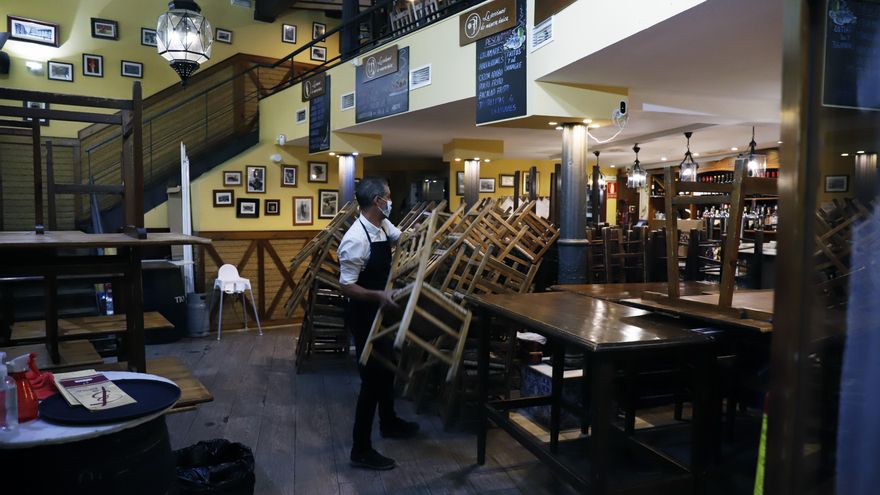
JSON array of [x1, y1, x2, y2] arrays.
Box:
[[459, 0, 517, 46], [302, 73, 327, 102], [362, 45, 399, 82]]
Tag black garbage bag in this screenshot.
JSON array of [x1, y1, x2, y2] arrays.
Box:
[[174, 439, 256, 495]]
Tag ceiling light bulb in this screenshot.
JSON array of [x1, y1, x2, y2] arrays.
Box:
[[777, 141, 783, 144], [352, 152, 359, 156], [610, 165, 615, 168], [555, 126, 563, 130], [693, 153, 700, 157], [548, 121, 558, 126], [841, 153, 850, 157], [731, 147, 739, 151], [857, 150, 866, 154], [484, 159, 491, 163], [661, 157, 668, 161], [454, 158, 462, 162], [329, 152, 335, 156], [583, 119, 592, 124], [473, 157, 480, 161], [590, 124, 601, 129]]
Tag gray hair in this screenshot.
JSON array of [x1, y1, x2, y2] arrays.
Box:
[[355, 177, 388, 208]]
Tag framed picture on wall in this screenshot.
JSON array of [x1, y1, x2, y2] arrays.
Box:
[[282, 24, 297, 44], [312, 22, 326, 40], [310, 46, 327, 62], [121, 60, 143, 78], [236, 198, 259, 218], [223, 171, 242, 186], [281, 165, 298, 187], [308, 161, 328, 183], [824, 175, 849, 193], [455, 171, 464, 196], [522, 170, 540, 195], [499, 174, 515, 188], [83, 54, 103, 77], [215, 28, 233, 44], [7, 16, 59, 47], [293, 196, 314, 225], [91, 18, 119, 40], [246, 165, 267, 193], [23, 101, 49, 126], [319, 189, 339, 218], [213, 189, 234, 207], [479, 178, 496, 193], [141, 28, 158, 47], [265, 199, 280, 215], [47, 61, 74, 82]]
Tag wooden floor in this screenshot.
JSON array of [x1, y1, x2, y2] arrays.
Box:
[[148, 327, 578, 495]]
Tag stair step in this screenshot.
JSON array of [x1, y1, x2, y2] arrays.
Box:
[[0, 340, 103, 371], [10, 312, 174, 343]]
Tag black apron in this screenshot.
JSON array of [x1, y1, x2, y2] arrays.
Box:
[[347, 219, 392, 354]]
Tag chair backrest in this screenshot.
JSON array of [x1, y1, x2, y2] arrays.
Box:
[[217, 264, 241, 282]]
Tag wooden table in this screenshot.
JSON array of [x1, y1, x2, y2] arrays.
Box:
[[621, 290, 774, 333], [10, 312, 173, 342], [468, 292, 716, 494], [550, 282, 719, 303]]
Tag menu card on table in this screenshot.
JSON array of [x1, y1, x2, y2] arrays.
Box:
[[54, 370, 137, 411]]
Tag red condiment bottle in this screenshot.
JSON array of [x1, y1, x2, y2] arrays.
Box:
[[7, 354, 38, 422]]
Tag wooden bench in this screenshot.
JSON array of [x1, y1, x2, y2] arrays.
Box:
[[9, 312, 174, 343], [91, 356, 213, 413]]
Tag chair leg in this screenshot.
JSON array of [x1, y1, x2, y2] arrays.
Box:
[[217, 292, 224, 341], [248, 288, 263, 335], [241, 291, 249, 330]]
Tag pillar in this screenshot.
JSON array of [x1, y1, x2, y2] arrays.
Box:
[[558, 124, 589, 284], [464, 159, 480, 208], [340, 0, 359, 61], [339, 154, 356, 204]]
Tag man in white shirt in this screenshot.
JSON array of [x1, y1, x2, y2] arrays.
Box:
[[338, 177, 419, 470]]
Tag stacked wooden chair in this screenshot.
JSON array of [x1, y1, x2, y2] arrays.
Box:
[[814, 198, 875, 308]]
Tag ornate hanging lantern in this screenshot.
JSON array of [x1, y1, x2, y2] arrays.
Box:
[[628, 143, 647, 188], [157, 1, 213, 85], [678, 131, 699, 182], [745, 126, 767, 177]]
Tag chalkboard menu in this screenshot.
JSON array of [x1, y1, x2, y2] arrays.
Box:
[[355, 47, 410, 123], [823, 0, 880, 110], [475, 0, 527, 125], [309, 76, 331, 154]]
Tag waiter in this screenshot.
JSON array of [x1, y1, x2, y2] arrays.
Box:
[[338, 177, 419, 470]]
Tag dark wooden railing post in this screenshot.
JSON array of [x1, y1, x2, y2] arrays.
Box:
[[121, 82, 145, 238], [32, 119, 44, 234], [46, 141, 57, 231]]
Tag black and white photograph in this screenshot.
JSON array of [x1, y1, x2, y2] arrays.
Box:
[[479, 178, 496, 193], [265, 199, 280, 216], [7, 16, 59, 47], [246, 165, 267, 193], [223, 171, 242, 187], [522, 170, 540, 194], [141, 28, 157, 47], [83, 54, 103, 77], [308, 161, 328, 183], [91, 18, 118, 40], [23, 101, 49, 126], [319, 189, 339, 219], [121, 60, 143, 78], [455, 171, 464, 196], [213, 189, 234, 207], [310, 45, 327, 62], [281, 165, 298, 187], [312, 22, 326, 40], [499, 174, 515, 188], [293, 196, 313, 225], [215, 28, 233, 44], [47, 61, 74, 82], [236, 198, 260, 218], [825, 175, 849, 193], [282, 24, 297, 44]]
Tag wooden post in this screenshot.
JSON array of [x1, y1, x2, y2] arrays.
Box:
[[528, 165, 538, 202], [46, 141, 57, 231], [513, 171, 521, 210], [125, 246, 146, 372], [719, 160, 746, 308], [32, 120, 44, 234], [663, 168, 680, 298], [122, 82, 145, 238]]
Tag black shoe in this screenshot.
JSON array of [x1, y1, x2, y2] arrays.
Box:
[[350, 448, 396, 470], [380, 419, 420, 439]]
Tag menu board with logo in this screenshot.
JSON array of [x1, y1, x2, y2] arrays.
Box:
[[302, 73, 326, 102], [309, 75, 331, 154], [356, 47, 410, 123], [459, 0, 517, 46], [475, 0, 526, 125], [823, 0, 880, 110]]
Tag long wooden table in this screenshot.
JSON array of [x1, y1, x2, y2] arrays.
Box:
[[550, 282, 719, 303], [468, 292, 717, 494], [10, 312, 173, 342]]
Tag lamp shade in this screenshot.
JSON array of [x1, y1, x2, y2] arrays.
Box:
[[157, 0, 213, 85]]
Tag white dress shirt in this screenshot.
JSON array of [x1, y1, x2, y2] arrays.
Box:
[[338, 216, 401, 286]]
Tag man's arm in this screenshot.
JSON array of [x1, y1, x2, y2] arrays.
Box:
[[340, 283, 398, 310]]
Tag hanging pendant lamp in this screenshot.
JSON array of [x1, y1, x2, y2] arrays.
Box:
[[590, 150, 606, 190], [678, 131, 699, 182], [628, 143, 647, 188], [157, 0, 213, 85], [746, 126, 767, 177]]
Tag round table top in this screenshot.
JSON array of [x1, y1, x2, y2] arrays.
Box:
[[0, 372, 179, 449]]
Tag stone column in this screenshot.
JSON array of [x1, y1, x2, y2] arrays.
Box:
[[558, 124, 589, 284], [338, 154, 356, 204], [464, 159, 480, 208]]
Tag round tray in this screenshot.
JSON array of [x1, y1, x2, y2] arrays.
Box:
[[39, 379, 181, 425]]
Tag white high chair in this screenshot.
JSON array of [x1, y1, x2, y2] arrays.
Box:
[[211, 264, 263, 340]]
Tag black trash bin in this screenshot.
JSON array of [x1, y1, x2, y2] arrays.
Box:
[[175, 439, 255, 495]]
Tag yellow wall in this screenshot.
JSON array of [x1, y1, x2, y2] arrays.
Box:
[[447, 159, 557, 211], [1, 1, 339, 137]]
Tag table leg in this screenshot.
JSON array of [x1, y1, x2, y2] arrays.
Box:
[[581, 353, 591, 435], [550, 340, 565, 453], [476, 308, 490, 465], [45, 273, 59, 363], [125, 247, 146, 373], [590, 354, 614, 495], [691, 346, 719, 489]]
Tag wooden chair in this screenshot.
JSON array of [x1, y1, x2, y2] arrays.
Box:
[[603, 226, 649, 283], [586, 228, 607, 283]]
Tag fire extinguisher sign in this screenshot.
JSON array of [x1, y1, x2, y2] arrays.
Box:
[[607, 181, 618, 198]]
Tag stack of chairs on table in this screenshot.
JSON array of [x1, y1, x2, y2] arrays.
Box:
[[814, 198, 875, 308]]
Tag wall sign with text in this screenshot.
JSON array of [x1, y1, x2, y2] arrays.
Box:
[[309, 75, 331, 154], [459, 0, 517, 46], [356, 47, 410, 123], [823, 0, 880, 110], [361, 45, 399, 82], [475, 0, 527, 125], [302, 73, 327, 102]]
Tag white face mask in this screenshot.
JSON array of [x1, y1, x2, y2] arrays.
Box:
[[379, 198, 392, 218]]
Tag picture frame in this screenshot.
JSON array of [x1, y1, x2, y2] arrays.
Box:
[[223, 171, 242, 187], [215, 28, 233, 44], [140, 28, 158, 47], [499, 174, 515, 188], [455, 171, 464, 196], [281, 165, 298, 187], [310, 45, 327, 62], [522, 170, 540, 195], [293, 196, 314, 225], [246, 165, 267, 193], [319, 189, 339, 219], [236, 198, 260, 218], [479, 178, 496, 193], [121, 60, 143, 78], [282, 24, 297, 44], [312, 22, 326, 40], [91, 18, 119, 40], [22, 101, 49, 126], [265, 199, 280, 216], [83, 54, 103, 77], [308, 161, 328, 183], [824, 175, 849, 193], [7, 15, 59, 47], [47, 61, 74, 82], [213, 189, 234, 207]]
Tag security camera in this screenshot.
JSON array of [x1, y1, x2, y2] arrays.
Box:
[[618, 100, 627, 116]]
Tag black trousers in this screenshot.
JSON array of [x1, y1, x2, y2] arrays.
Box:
[[350, 308, 397, 452]]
